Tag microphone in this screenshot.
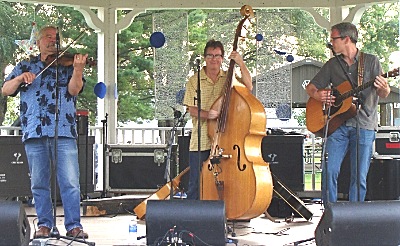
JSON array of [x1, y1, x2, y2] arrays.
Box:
[[170, 106, 182, 119], [196, 56, 201, 65], [326, 42, 336, 54]]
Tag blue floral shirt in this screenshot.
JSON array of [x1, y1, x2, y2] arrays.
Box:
[[3, 55, 85, 142]]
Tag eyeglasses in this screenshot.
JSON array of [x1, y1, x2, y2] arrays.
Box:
[[205, 54, 223, 59], [330, 36, 345, 41]]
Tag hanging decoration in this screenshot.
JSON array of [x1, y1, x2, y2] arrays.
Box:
[[274, 49, 294, 62], [15, 22, 38, 55]]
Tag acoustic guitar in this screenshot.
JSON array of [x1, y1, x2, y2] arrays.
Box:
[[306, 68, 399, 137], [134, 167, 189, 220], [272, 173, 313, 221]]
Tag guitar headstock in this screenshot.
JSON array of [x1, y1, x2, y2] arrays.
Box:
[[385, 68, 399, 78]]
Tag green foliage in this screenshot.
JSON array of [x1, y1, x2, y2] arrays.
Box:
[[359, 3, 400, 84], [116, 11, 155, 123], [0, 2, 399, 127], [0, 2, 32, 125], [290, 9, 329, 62], [294, 108, 306, 126]]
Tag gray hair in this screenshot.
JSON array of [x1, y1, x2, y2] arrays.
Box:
[[331, 22, 358, 44], [37, 26, 58, 40]]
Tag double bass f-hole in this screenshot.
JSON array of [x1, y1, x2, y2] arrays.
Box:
[[233, 144, 246, 171]]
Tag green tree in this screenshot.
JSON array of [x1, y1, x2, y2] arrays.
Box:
[[1, 3, 398, 127], [116, 11, 155, 124], [0, 2, 32, 125], [291, 9, 330, 62], [359, 3, 399, 75]]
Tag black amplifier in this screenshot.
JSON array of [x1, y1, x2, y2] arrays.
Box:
[[0, 136, 31, 197], [0, 136, 95, 197], [374, 126, 400, 159]]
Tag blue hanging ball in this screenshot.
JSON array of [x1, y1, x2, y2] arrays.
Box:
[[150, 32, 166, 48], [255, 34, 263, 41], [286, 55, 294, 62], [94, 82, 107, 99]]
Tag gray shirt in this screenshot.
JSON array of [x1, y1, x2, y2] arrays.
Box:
[[310, 51, 382, 131]]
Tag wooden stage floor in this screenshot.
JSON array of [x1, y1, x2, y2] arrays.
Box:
[[24, 195, 323, 246]]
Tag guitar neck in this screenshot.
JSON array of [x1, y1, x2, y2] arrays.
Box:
[[339, 71, 390, 101]]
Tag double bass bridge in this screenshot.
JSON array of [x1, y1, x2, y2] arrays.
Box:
[[208, 145, 247, 171], [210, 147, 232, 165]]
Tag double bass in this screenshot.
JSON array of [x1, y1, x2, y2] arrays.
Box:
[[200, 5, 273, 220]]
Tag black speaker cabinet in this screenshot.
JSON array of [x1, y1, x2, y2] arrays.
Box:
[[337, 151, 350, 198], [77, 135, 95, 196], [367, 158, 400, 200], [178, 135, 190, 192], [315, 201, 400, 246], [337, 154, 400, 201], [0, 136, 31, 196], [0, 136, 94, 198], [262, 135, 304, 191], [146, 200, 226, 246], [0, 201, 30, 246]]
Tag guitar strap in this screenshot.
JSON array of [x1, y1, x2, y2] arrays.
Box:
[[358, 51, 365, 86]]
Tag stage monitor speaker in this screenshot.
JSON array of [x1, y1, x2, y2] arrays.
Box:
[[146, 200, 226, 246], [0, 201, 30, 246], [262, 135, 304, 191], [315, 201, 400, 246]]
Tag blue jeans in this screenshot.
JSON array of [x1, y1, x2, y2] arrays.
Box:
[[322, 125, 375, 207], [24, 137, 82, 231], [187, 150, 210, 200]]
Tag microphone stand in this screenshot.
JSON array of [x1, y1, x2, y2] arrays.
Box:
[[101, 113, 108, 198], [165, 109, 187, 199], [44, 28, 95, 246], [327, 43, 366, 202], [49, 26, 62, 239], [320, 83, 333, 208], [196, 57, 202, 199]]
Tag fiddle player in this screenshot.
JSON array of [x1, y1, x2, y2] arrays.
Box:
[[2, 26, 89, 238], [305, 22, 390, 207], [183, 39, 252, 200]]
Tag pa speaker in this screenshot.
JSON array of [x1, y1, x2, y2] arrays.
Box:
[[146, 200, 226, 246], [315, 201, 400, 246], [0, 201, 31, 246]]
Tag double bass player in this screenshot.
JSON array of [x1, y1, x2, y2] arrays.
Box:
[[183, 39, 252, 200]]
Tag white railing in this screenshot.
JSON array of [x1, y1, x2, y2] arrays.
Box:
[[0, 125, 322, 193]]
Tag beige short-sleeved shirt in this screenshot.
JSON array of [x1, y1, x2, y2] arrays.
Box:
[[183, 66, 243, 151]]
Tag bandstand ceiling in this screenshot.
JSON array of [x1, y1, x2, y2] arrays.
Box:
[[2, 0, 395, 9]]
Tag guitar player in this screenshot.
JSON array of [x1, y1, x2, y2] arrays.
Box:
[[305, 22, 390, 208]]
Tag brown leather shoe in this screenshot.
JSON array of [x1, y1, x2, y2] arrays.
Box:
[[34, 226, 50, 238], [66, 227, 89, 239]]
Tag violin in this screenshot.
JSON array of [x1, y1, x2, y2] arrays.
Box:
[[44, 52, 97, 67], [20, 30, 94, 88]]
